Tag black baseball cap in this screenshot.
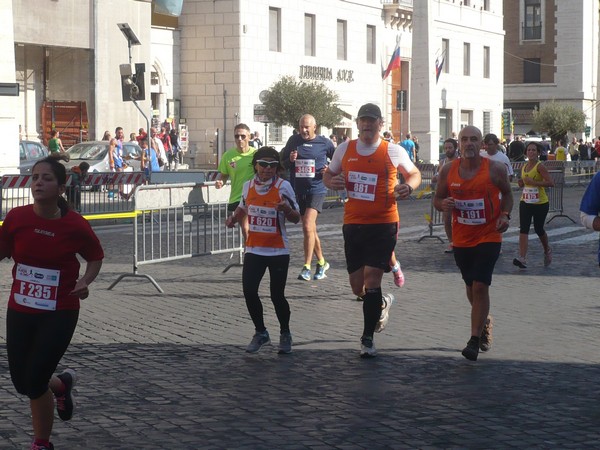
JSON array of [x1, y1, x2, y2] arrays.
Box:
[[357, 103, 382, 119]]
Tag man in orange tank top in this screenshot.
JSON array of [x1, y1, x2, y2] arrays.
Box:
[[434, 126, 513, 362], [324, 103, 421, 358]]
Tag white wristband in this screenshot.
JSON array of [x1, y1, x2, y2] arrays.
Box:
[[580, 211, 598, 230]]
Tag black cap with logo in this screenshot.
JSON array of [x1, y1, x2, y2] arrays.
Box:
[[357, 103, 382, 119]]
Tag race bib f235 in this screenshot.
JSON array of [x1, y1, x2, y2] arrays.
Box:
[[14, 263, 60, 311]]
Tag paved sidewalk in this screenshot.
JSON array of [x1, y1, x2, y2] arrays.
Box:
[[1, 187, 599, 449]]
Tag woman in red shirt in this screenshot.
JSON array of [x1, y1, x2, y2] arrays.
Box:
[[1, 157, 104, 450]]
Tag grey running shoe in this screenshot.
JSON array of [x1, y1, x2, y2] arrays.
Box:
[[513, 257, 527, 269], [462, 337, 479, 361], [246, 331, 271, 353], [374, 293, 394, 333], [360, 336, 377, 358], [278, 331, 293, 354], [55, 369, 77, 421], [313, 262, 330, 280], [298, 266, 311, 281], [480, 315, 494, 352]]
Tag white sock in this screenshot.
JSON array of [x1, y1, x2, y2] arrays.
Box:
[[391, 262, 400, 272]]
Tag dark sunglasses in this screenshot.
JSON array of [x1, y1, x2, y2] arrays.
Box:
[[234, 134, 248, 139], [256, 160, 279, 168]]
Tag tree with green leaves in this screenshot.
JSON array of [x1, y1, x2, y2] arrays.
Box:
[[262, 76, 344, 129], [532, 101, 586, 145]]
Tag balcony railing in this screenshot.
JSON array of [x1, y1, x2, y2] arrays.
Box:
[[522, 23, 542, 40], [381, 0, 413, 6]]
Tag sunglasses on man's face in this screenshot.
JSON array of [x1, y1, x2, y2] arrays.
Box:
[[234, 134, 248, 139], [256, 160, 279, 168]]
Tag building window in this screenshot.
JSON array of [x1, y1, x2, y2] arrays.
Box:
[[269, 7, 281, 52], [523, 0, 542, 40], [269, 124, 283, 144], [483, 46, 490, 78], [483, 111, 491, 134], [463, 0, 470, 5], [442, 38, 449, 73], [305, 14, 315, 57], [460, 110, 472, 129], [366, 25, 376, 64], [483, 0, 490, 11], [523, 58, 541, 83], [439, 109, 453, 144], [463, 42, 470, 76], [337, 20, 347, 61]]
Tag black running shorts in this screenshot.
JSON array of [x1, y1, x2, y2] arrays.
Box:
[[343, 223, 398, 274]]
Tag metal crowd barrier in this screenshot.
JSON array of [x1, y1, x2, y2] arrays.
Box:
[[108, 183, 243, 293], [0, 172, 147, 219]]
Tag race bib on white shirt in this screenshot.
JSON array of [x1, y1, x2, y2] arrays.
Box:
[[347, 171, 378, 201], [14, 263, 60, 311], [247, 204, 278, 233], [295, 159, 316, 178], [455, 198, 486, 225], [523, 187, 540, 204]]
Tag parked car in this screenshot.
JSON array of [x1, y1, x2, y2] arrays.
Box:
[[62, 141, 142, 173], [18, 140, 49, 174]]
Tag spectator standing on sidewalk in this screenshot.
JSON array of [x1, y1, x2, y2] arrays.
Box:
[[434, 125, 513, 362], [324, 103, 421, 358], [513, 142, 554, 269], [48, 130, 68, 161], [1, 157, 104, 450], [482, 133, 514, 182], [216, 124, 257, 242], [65, 162, 90, 212], [226, 147, 300, 354], [579, 171, 600, 266], [399, 133, 416, 162], [281, 114, 336, 281], [108, 127, 125, 199], [432, 138, 460, 253]]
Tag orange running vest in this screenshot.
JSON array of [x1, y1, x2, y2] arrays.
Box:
[[341, 140, 399, 224], [245, 178, 286, 249], [446, 158, 502, 247]]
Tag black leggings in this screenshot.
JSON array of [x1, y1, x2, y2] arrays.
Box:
[[242, 253, 291, 333], [519, 201, 550, 236], [6, 309, 79, 399]]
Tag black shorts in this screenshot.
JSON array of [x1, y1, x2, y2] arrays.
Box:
[[227, 201, 240, 213], [453, 242, 501, 286], [7, 309, 79, 399], [297, 193, 325, 215], [343, 223, 398, 274]]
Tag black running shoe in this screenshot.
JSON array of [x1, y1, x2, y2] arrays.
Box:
[[461, 338, 479, 361]]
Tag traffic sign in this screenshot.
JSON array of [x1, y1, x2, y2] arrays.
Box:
[[254, 104, 269, 123]]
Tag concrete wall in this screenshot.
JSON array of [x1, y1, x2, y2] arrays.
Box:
[[412, 0, 504, 161], [1, 1, 19, 173], [180, 0, 385, 164], [11, 0, 152, 148]]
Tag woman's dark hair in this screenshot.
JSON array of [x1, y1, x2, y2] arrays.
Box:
[[526, 141, 542, 154], [32, 157, 70, 213], [252, 146, 282, 173], [443, 138, 458, 150]]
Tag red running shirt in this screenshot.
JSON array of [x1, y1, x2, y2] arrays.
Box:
[[0, 205, 104, 313]]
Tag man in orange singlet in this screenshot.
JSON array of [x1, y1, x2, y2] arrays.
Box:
[[434, 126, 513, 361], [324, 103, 421, 358]]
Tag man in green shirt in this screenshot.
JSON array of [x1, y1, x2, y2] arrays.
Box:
[[215, 123, 257, 240]]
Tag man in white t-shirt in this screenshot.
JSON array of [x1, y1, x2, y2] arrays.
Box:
[[482, 133, 514, 182]]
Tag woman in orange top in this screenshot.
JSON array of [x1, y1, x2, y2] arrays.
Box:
[[226, 147, 300, 355]]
